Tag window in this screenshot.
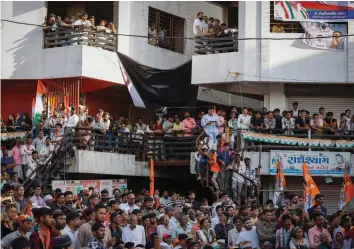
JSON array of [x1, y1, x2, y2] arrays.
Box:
[[148, 7, 185, 54]]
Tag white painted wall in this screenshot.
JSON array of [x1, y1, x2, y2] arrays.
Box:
[[268, 33, 347, 83], [118, 1, 223, 69], [1, 1, 46, 79]]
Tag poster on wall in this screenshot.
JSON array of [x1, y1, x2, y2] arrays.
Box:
[[52, 179, 128, 196], [270, 150, 351, 176], [274, 1, 354, 21], [300, 21, 347, 50]]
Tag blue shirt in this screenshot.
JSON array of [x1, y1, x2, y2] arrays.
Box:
[[217, 150, 232, 165], [307, 205, 327, 217], [1, 156, 15, 174], [201, 114, 219, 134]]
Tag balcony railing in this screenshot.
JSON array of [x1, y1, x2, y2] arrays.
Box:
[[44, 29, 117, 51], [63, 128, 198, 164], [195, 34, 238, 55]]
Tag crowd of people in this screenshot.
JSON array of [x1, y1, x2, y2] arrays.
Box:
[[42, 12, 117, 50], [192, 12, 238, 54], [43, 12, 117, 33], [1, 182, 354, 249]]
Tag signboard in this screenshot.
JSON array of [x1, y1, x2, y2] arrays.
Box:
[[274, 1, 354, 21], [270, 150, 351, 176], [300, 21, 347, 50], [52, 179, 127, 196]]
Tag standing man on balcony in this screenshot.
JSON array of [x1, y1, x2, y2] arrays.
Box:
[[182, 112, 196, 136], [201, 106, 219, 150], [193, 12, 204, 36], [64, 107, 79, 128]]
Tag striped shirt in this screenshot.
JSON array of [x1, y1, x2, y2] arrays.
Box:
[[163, 200, 183, 209]]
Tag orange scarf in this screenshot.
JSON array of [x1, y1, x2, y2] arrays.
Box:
[[39, 226, 51, 249]]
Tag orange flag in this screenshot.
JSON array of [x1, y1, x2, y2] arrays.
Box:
[[273, 160, 286, 204], [149, 159, 155, 197], [213, 106, 216, 114], [343, 168, 354, 204], [25, 201, 31, 216], [303, 161, 320, 209], [105, 211, 110, 227]]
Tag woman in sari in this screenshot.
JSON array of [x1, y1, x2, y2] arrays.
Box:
[[195, 218, 216, 246]]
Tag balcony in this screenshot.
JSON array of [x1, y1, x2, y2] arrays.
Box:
[[194, 35, 238, 55], [44, 29, 117, 51]]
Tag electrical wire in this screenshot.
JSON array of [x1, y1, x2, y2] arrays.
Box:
[[2, 18, 354, 41]]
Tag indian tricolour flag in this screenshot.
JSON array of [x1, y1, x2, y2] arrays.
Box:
[[33, 80, 47, 124]]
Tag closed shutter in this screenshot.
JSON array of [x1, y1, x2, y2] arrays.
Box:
[[287, 97, 354, 120], [284, 176, 341, 215]]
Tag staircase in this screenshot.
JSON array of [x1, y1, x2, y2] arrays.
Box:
[[23, 129, 75, 193]]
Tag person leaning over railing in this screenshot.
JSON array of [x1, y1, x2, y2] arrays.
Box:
[[282, 111, 295, 135], [310, 113, 324, 135]]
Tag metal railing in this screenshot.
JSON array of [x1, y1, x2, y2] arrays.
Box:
[[63, 128, 199, 163], [44, 29, 117, 51], [195, 34, 238, 55]]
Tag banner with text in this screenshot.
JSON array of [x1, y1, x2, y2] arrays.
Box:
[[300, 21, 347, 50], [52, 179, 127, 196], [270, 150, 351, 176], [274, 1, 354, 21]]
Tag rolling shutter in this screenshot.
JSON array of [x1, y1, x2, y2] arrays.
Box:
[[287, 97, 354, 120]]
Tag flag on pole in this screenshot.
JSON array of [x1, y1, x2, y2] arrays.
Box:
[[149, 159, 155, 197], [273, 160, 286, 205], [25, 201, 32, 216], [303, 161, 320, 210], [213, 105, 216, 114], [34, 80, 47, 125], [339, 164, 354, 210], [105, 211, 110, 228]]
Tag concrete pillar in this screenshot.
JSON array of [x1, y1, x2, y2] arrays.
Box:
[[264, 83, 286, 112], [238, 1, 261, 81]]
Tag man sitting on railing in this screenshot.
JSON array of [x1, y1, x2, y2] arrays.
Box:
[[201, 107, 219, 150], [282, 111, 295, 135]]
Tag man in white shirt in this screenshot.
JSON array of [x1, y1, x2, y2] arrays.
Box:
[[122, 215, 146, 246], [61, 212, 81, 247], [39, 137, 54, 164], [237, 107, 251, 130], [236, 217, 259, 249], [65, 107, 79, 128], [228, 216, 244, 247], [136, 117, 147, 131], [193, 12, 204, 36], [119, 193, 139, 214], [211, 205, 223, 230], [73, 12, 92, 27], [26, 151, 39, 180]]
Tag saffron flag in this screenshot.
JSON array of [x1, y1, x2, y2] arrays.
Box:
[[339, 164, 354, 210], [105, 211, 110, 228], [33, 81, 47, 125], [303, 161, 320, 210], [25, 201, 32, 216], [273, 160, 286, 205], [149, 159, 154, 197]]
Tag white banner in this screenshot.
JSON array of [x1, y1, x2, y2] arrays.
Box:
[[270, 150, 351, 176], [300, 21, 347, 50]]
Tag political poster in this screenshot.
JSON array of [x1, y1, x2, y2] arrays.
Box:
[[52, 179, 128, 196], [300, 21, 347, 50], [274, 1, 354, 21], [270, 150, 351, 176]]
